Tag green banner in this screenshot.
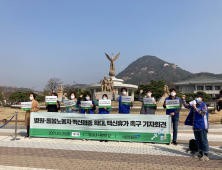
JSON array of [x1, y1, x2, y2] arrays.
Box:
[[30, 129, 171, 143], [144, 104, 156, 107], [65, 105, 76, 109], [30, 112, 171, 143], [121, 102, 131, 105], [166, 106, 180, 109], [81, 106, 92, 109], [21, 108, 31, 111], [98, 106, 112, 108], [46, 102, 57, 105]]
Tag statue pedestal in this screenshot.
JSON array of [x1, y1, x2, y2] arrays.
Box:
[[95, 91, 118, 100], [87, 76, 137, 101], [157, 93, 169, 106]]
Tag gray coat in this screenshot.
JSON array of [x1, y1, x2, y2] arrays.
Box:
[[138, 93, 157, 114]]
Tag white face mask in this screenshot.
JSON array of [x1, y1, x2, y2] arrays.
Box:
[[122, 91, 126, 95], [29, 97, 33, 101], [147, 93, 151, 97], [171, 92, 176, 96], [71, 96, 75, 99]]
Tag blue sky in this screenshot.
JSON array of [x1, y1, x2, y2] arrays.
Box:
[[0, 0, 222, 91]]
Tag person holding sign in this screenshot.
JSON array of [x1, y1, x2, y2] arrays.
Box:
[[62, 92, 79, 113], [94, 94, 112, 114], [139, 89, 157, 114], [183, 93, 209, 161], [45, 93, 60, 112], [163, 88, 182, 145], [78, 93, 96, 114], [112, 88, 133, 114], [21, 93, 39, 137]]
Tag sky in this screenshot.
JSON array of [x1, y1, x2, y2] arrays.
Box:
[[0, 0, 222, 91]]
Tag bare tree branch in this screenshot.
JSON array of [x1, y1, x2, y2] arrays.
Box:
[[44, 77, 63, 93]]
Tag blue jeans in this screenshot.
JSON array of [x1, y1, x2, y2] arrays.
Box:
[[172, 116, 179, 141], [194, 130, 209, 154]]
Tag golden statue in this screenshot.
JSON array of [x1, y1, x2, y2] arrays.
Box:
[[105, 52, 120, 76]]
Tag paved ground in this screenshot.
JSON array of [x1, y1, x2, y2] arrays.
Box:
[[0, 129, 222, 170]]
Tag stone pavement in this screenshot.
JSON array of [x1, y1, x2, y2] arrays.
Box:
[[0, 129, 221, 170]]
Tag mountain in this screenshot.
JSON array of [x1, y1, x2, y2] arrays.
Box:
[[0, 86, 32, 92], [116, 55, 222, 85]]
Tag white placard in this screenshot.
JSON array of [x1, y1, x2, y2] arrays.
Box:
[[81, 101, 92, 109], [143, 97, 155, 106], [64, 100, 77, 108], [121, 96, 132, 105], [166, 99, 180, 109], [99, 100, 111, 108], [189, 100, 197, 106], [45, 96, 57, 105], [21, 102, 32, 111]]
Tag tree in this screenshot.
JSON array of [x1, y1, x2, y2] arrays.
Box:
[[175, 90, 183, 99], [9, 91, 32, 102], [35, 94, 45, 102], [0, 93, 4, 102], [196, 91, 212, 102], [0, 87, 4, 102], [78, 90, 90, 100], [44, 77, 63, 93], [183, 91, 212, 102], [42, 91, 50, 96], [63, 84, 80, 97], [183, 93, 195, 103], [3, 91, 13, 101]]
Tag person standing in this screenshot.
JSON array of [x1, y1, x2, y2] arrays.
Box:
[[183, 92, 209, 161], [139, 89, 157, 114], [94, 94, 112, 142], [94, 94, 112, 114], [216, 90, 222, 110], [163, 88, 182, 145], [78, 93, 96, 114], [62, 92, 79, 113], [23, 93, 40, 137], [112, 88, 133, 114], [45, 92, 60, 112]]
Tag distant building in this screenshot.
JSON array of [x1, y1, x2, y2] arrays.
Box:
[[174, 76, 222, 97]]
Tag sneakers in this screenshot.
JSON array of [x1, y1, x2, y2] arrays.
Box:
[[172, 140, 177, 145], [193, 151, 203, 159], [193, 153, 202, 159], [199, 155, 209, 161]]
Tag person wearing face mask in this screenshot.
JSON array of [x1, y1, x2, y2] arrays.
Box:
[[138, 89, 157, 114], [45, 92, 60, 112], [112, 88, 133, 114], [23, 93, 40, 137], [78, 93, 96, 114], [163, 88, 182, 145], [94, 94, 112, 114], [182, 93, 209, 161], [62, 92, 80, 113]]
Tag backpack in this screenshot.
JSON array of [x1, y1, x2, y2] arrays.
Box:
[[189, 139, 198, 152]]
